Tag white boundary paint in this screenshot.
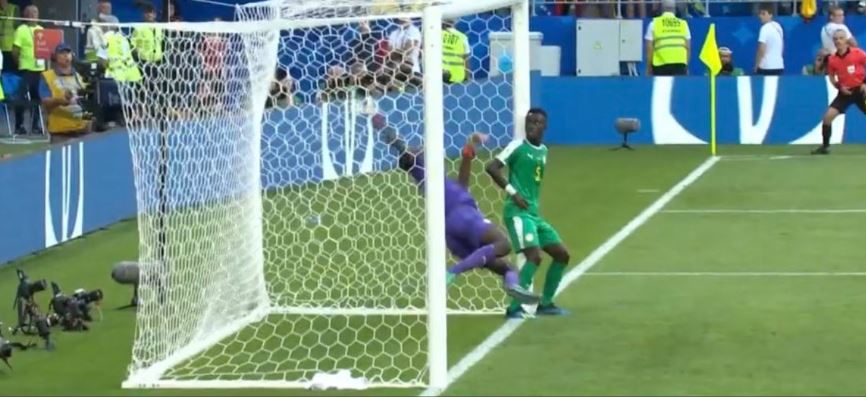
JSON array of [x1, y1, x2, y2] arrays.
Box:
[[419, 156, 721, 396]]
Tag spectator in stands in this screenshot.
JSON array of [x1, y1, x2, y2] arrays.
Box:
[[200, 18, 226, 110], [169, 0, 182, 22], [645, 0, 690, 76], [625, 0, 648, 19], [0, 0, 19, 73], [373, 0, 422, 13], [821, 6, 857, 53], [803, 48, 831, 75], [321, 65, 351, 102], [442, 19, 471, 84], [85, 0, 110, 62], [578, 0, 616, 18], [39, 44, 91, 144], [267, 67, 294, 108], [387, 18, 422, 74], [718, 47, 744, 76], [13, 5, 44, 135], [754, 3, 785, 75], [349, 21, 385, 72]]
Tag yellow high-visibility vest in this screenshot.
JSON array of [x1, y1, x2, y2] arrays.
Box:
[[0, 4, 17, 52], [106, 32, 142, 82], [442, 28, 468, 83], [131, 26, 164, 62], [652, 12, 688, 67]]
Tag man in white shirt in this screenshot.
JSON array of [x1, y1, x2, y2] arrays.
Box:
[[387, 18, 422, 74], [754, 4, 784, 75], [84, 0, 110, 62], [821, 6, 857, 53]]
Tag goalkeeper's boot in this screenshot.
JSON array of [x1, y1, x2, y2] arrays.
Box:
[[446, 271, 457, 286], [535, 303, 569, 316], [811, 145, 830, 155], [505, 305, 533, 319], [504, 284, 540, 305]]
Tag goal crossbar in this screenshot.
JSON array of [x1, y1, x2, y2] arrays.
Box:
[[109, 0, 521, 34]]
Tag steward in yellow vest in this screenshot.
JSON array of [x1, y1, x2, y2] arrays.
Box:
[[131, 5, 163, 64], [39, 44, 91, 142], [104, 23, 142, 83], [645, 0, 690, 76], [0, 0, 18, 57], [442, 20, 469, 83]]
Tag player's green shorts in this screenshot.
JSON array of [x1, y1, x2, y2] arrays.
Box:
[[504, 212, 562, 252]]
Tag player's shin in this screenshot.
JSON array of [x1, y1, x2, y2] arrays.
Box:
[[448, 244, 496, 275], [822, 123, 832, 147], [542, 262, 567, 306], [483, 259, 519, 286], [508, 260, 538, 310]]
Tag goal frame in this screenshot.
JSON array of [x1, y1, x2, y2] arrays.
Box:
[[120, 0, 530, 389]]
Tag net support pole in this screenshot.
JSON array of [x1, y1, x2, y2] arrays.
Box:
[[422, 4, 448, 390], [512, 0, 531, 140]]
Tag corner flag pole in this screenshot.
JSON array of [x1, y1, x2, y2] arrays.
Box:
[[699, 23, 722, 156], [710, 71, 717, 156]]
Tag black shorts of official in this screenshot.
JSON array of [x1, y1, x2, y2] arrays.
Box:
[[756, 68, 784, 76], [830, 89, 866, 114], [652, 63, 688, 76]]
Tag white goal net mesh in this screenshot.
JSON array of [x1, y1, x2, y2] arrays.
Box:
[[118, 0, 518, 388]]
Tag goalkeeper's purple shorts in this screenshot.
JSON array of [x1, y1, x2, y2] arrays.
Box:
[[444, 204, 495, 259]]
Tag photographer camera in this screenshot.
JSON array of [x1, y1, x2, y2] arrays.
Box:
[[0, 321, 37, 370], [48, 282, 103, 332], [11, 270, 53, 350], [39, 43, 93, 144]]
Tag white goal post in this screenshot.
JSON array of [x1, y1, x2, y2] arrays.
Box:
[[116, 0, 530, 389]]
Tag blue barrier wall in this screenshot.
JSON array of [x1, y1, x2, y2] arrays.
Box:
[[1, 74, 859, 264], [0, 77, 514, 264], [538, 75, 864, 145], [530, 15, 866, 76], [0, 132, 137, 264]]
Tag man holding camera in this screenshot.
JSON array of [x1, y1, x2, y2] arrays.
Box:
[[39, 44, 91, 144]]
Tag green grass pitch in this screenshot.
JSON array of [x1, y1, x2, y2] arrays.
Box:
[[3, 144, 866, 396]]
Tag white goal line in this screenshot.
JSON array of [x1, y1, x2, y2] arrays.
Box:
[[419, 156, 722, 397], [663, 209, 866, 214], [585, 271, 866, 277], [267, 307, 504, 316]]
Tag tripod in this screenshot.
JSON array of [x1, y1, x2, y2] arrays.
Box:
[[612, 131, 635, 151]]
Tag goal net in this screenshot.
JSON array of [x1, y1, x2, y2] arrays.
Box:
[[118, 0, 530, 389]]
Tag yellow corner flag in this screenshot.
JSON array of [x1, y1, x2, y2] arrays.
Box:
[[700, 24, 722, 76], [700, 24, 721, 156]]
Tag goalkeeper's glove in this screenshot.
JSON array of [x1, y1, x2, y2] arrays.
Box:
[[462, 132, 488, 159], [462, 144, 476, 159]]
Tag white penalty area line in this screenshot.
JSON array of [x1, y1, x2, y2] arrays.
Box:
[[419, 156, 721, 397], [721, 153, 866, 162], [663, 209, 866, 214], [585, 271, 866, 277]]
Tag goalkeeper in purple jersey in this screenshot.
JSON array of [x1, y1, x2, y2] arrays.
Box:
[[379, 124, 539, 304]]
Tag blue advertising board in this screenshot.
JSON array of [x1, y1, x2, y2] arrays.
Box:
[[1, 74, 861, 265]]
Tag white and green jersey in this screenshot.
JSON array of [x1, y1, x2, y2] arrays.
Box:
[[496, 139, 548, 215]]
